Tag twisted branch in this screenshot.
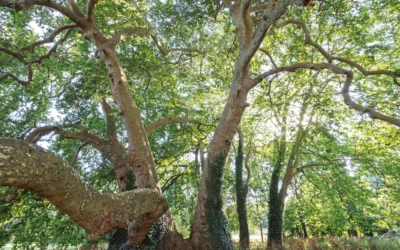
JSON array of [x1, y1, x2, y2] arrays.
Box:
[[277, 19, 400, 78], [252, 62, 400, 126]]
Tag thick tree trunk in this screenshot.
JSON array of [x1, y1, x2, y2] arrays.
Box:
[[0, 138, 168, 245], [190, 88, 249, 250], [236, 128, 250, 249], [79, 22, 188, 249]]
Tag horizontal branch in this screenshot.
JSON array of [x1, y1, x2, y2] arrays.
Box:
[[25, 125, 125, 162], [145, 116, 203, 135], [0, 138, 168, 245]]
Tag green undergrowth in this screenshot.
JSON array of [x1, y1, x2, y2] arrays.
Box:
[[234, 237, 400, 250]]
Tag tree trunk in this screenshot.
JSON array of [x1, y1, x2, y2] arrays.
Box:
[[266, 170, 284, 250], [300, 217, 308, 238], [236, 128, 250, 249], [190, 87, 249, 250], [266, 138, 286, 250]]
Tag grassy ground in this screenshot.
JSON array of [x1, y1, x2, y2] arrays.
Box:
[[234, 237, 400, 250]]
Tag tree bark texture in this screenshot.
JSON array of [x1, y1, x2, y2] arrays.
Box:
[[236, 129, 250, 249], [190, 89, 249, 250], [266, 149, 285, 250], [0, 138, 168, 246]]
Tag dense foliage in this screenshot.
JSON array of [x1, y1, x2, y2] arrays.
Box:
[[0, 0, 399, 249]]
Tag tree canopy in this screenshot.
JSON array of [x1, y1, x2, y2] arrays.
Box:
[[0, 0, 399, 249]]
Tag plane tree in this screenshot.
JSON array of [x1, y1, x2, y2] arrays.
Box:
[[0, 0, 399, 250]]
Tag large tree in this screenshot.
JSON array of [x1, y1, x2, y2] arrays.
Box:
[[1, 0, 399, 249]]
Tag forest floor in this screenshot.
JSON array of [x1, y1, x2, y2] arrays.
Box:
[[234, 236, 400, 250], [3, 236, 400, 249]]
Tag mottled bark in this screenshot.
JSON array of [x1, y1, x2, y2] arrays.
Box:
[[0, 138, 168, 246]]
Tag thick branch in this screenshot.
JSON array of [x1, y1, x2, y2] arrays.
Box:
[[87, 0, 100, 20], [0, 138, 168, 245], [145, 116, 202, 135], [0, 0, 84, 24], [101, 98, 118, 142], [67, 0, 85, 18], [0, 46, 25, 61], [296, 162, 338, 174], [249, 2, 269, 13], [239, 0, 293, 72]]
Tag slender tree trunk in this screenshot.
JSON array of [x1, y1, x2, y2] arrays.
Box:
[[236, 128, 250, 249], [300, 220, 308, 239], [266, 163, 284, 250], [260, 223, 265, 243], [266, 134, 287, 250]]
